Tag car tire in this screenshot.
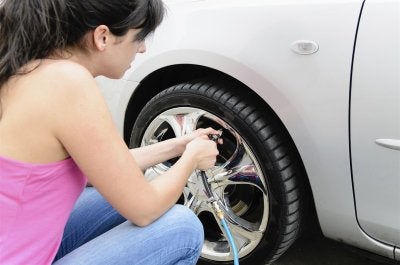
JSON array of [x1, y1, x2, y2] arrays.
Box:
[[129, 78, 307, 265]]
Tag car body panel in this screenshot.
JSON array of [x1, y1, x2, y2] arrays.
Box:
[[97, 0, 398, 260], [351, 0, 400, 246]]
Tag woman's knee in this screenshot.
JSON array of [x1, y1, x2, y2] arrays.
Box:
[[160, 205, 204, 250]]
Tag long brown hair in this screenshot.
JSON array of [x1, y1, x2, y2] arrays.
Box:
[[0, 0, 165, 88]]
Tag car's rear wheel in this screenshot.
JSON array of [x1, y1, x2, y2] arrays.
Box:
[[129, 78, 306, 264]]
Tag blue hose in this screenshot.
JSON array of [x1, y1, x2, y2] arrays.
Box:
[[199, 170, 240, 264], [220, 218, 239, 265]]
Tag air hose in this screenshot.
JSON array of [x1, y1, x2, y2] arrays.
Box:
[[221, 218, 239, 265], [198, 132, 240, 265], [199, 170, 239, 265]]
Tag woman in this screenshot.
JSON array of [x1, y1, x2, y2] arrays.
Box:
[[0, 0, 220, 264]]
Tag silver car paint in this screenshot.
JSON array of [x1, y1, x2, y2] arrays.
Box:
[[97, 0, 400, 260]]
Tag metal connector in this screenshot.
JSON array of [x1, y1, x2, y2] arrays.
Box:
[[212, 201, 224, 220], [208, 130, 223, 142]]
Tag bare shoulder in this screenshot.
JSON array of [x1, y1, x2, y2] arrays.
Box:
[[33, 60, 96, 92], [23, 59, 104, 109], [9, 59, 109, 129]]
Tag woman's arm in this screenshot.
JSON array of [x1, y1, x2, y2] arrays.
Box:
[[130, 128, 220, 171], [51, 62, 218, 226], [130, 138, 183, 171]]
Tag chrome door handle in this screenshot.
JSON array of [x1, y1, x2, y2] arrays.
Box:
[[375, 139, 400, 151]]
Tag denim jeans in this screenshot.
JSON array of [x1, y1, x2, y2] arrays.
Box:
[[53, 187, 204, 265]]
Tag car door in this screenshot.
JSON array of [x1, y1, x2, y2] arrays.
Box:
[[351, 0, 400, 247]]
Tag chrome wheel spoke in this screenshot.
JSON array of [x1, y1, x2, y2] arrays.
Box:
[[219, 135, 246, 169], [228, 218, 264, 244], [159, 109, 206, 137], [142, 108, 206, 146], [210, 163, 267, 195], [216, 199, 262, 235], [183, 187, 196, 210]]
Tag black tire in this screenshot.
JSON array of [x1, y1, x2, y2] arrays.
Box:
[[130, 78, 307, 265]]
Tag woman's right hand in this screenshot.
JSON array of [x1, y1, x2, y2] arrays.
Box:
[[183, 136, 219, 171]]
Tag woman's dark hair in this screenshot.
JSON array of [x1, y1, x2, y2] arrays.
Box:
[[0, 0, 165, 88]]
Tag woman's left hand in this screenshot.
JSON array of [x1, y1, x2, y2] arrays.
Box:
[[179, 127, 223, 149]]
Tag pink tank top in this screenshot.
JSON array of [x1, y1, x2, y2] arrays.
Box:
[[0, 155, 87, 265]]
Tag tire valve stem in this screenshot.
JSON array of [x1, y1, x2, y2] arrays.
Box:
[[208, 129, 223, 143]]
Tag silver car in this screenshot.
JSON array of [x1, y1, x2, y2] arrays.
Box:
[[98, 0, 400, 264]]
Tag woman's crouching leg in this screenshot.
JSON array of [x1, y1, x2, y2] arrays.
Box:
[[54, 204, 204, 265]]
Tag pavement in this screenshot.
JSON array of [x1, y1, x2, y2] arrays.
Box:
[[274, 225, 399, 265]]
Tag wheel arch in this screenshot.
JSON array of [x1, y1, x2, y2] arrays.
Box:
[[124, 63, 318, 229], [125, 62, 294, 145]]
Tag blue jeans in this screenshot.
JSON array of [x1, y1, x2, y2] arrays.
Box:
[[53, 187, 204, 265]]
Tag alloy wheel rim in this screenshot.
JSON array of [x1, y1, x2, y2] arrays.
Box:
[[140, 107, 269, 261]]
